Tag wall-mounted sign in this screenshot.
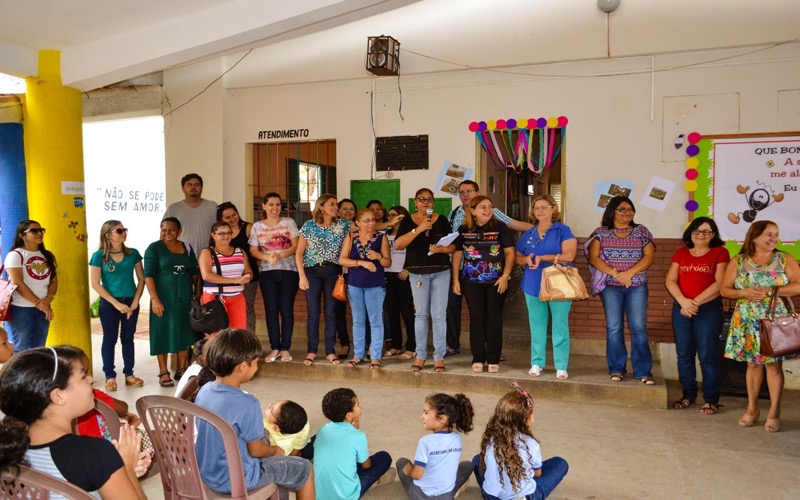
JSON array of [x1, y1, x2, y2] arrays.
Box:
[[257, 129, 310, 140]]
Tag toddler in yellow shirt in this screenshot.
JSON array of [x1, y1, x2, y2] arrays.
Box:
[[264, 400, 314, 459]]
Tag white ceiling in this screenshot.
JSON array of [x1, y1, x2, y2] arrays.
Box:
[[1, 0, 798, 93]]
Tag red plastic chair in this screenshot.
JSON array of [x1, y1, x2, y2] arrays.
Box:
[[1, 464, 94, 499], [136, 394, 281, 500]]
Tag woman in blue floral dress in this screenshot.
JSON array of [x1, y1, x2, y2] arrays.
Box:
[[721, 221, 800, 432]]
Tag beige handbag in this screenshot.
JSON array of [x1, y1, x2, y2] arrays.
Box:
[[539, 257, 588, 302]]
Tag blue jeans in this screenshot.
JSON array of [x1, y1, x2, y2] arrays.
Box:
[[348, 285, 386, 361], [599, 285, 653, 378], [259, 270, 299, 351], [672, 297, 723, 404], [5, 305, 50, 352], [357, 451, 392, 498], [409, 270, 449, 361], [304, 265, 341, 355], [472, 454, 569, 499], [99, 297, 140, 379]]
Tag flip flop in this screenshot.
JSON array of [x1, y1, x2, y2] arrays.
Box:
[[326, 354, 341, 365], [303, 355, 316, 366], [699, 402, 719, 415], [347, 358, 364, 368], [609, 373, 624, 382], [384, 348, 402, 357], [672, 397, 695, 410], [369, 360, 382, 370]]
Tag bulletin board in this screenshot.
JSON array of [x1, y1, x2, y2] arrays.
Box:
[[685, 132, 800, 257], [350, 179, 400, 211]]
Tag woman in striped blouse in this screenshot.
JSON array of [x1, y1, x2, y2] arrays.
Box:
[[198, 221, 253, 332]]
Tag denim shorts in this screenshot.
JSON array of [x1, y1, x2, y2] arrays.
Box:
[[255, 456, 311, 491]]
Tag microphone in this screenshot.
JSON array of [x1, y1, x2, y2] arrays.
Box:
[[425, 208, 433, 237]]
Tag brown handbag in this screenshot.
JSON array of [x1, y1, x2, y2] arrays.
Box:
[[539, 257, 589, 302], [332, 275, 347, 302], [759, 286, 800, 357]]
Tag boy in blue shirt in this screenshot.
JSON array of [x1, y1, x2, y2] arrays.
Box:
[[195, 328, 314, 498], [313, 387, 395, 499]]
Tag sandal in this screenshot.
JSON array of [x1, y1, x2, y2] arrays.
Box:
[[158, 371, 174, 388], [609, 373, 624, 382], [398, 351, 416, 360], [105, 379, 117, 392], [303, 355, 316, 366], [487, 364, 499, 373], [556, 370, 569, 380], [174, 368, 187, 381], [640, 377, 655, 385], [347, 358, 364, 368], [764, 417, 781, 432], [699, 402, 718, 415], [672, 397, 695, 410], [384, 348, 402, 357], [337, 346, 350, 360], [434, 361, 446, 373], [326, 354, 341, 365], [737, 410, 760, 427], [411, 360, 424, 372], [529, 365, 542, 377], [125, 375, 144, 387], [369, 360, 382, 370], [472, 363, 483, 373], [280, 351, 293, 362], [264, 350, 281, 363]]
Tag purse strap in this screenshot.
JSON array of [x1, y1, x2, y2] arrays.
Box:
[[211, 250, 225, 296], [767, 286, 797, 320]]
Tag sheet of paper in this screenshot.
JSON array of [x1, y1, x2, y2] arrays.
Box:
[[427, 231, 460, 255], [640, 176, 676, 212]]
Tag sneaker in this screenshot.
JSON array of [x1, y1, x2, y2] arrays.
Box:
[[375, 467, 396, 487], [528, 365, 542, 377], [557, 370, 569, 380]]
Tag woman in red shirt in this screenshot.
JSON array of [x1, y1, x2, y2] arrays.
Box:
[[665, 217, 730, 415]]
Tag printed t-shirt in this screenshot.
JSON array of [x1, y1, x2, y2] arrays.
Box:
[[672, 245, 731, 299]]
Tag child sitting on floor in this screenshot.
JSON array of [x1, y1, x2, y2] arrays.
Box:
[[397, 393, 475, 499], [473, 382, 569, 499], [313, 387, 395, 500], [264, 400, 314, 459], [195, 328, 315, 498]]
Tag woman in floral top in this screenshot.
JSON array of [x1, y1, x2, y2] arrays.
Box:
[[296, 194, 351, 365], [586, 196, 656, 384], [721, 221, 800, 432]]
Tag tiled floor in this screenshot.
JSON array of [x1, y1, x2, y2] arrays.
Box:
[[90, 326, 800, 500]]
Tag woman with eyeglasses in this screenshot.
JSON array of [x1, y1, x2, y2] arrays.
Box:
[[721, 221, 800, 432], [453, 196, 516, 374], [515, 195, 577, 379], [2, 220, 58, 352], [339, 208, 391, 369], [144, 217, 199, 387], [217, 201, 259, 333], [395, 188, 454, 373], [89, 221, 145, 392], [199, 221, 253, 333], [665, 217, 730, 414], [297, 194, 352, 366], [586, 196, 656, 384], [249, 192, 300, 362]]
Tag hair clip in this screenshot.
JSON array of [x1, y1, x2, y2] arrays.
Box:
[[512, 381, 535, 410]]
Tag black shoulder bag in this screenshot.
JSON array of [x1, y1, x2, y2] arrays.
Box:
[[189, 251, 230, 333]]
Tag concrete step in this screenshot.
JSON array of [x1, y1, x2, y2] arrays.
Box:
[[257, 347, 667, 410]]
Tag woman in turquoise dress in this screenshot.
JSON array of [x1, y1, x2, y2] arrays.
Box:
[[721, 220, 800, 432], [144, 217, 199, 387]]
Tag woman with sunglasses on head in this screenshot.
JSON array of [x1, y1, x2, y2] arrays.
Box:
[[89, 221, 146, 392], [199, 221, 253, 332], [586, 196, 656, 384], [2, 220, 57, 352], [249, 193, 300, 362], [217, 201, 259, 333], [395, 188, 454, 373], [665, 217, 730, 415], [332, 199, 358, 359], [0, 346, 147, 499], [144, 217, 199, 387], [297, 194, 352, 366]]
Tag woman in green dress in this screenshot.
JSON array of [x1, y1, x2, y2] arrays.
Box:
[[721, 220, 800, 432], [144, 217, 199, 387]]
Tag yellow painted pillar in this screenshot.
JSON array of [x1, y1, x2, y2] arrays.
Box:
[[23, 50, 91, 356]]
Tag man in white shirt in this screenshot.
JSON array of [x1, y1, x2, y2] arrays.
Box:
[[163, 173, 218, 254], [445, 180, 533, 355]]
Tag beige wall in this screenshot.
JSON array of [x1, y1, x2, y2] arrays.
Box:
[[163, 44, 800, 236]]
